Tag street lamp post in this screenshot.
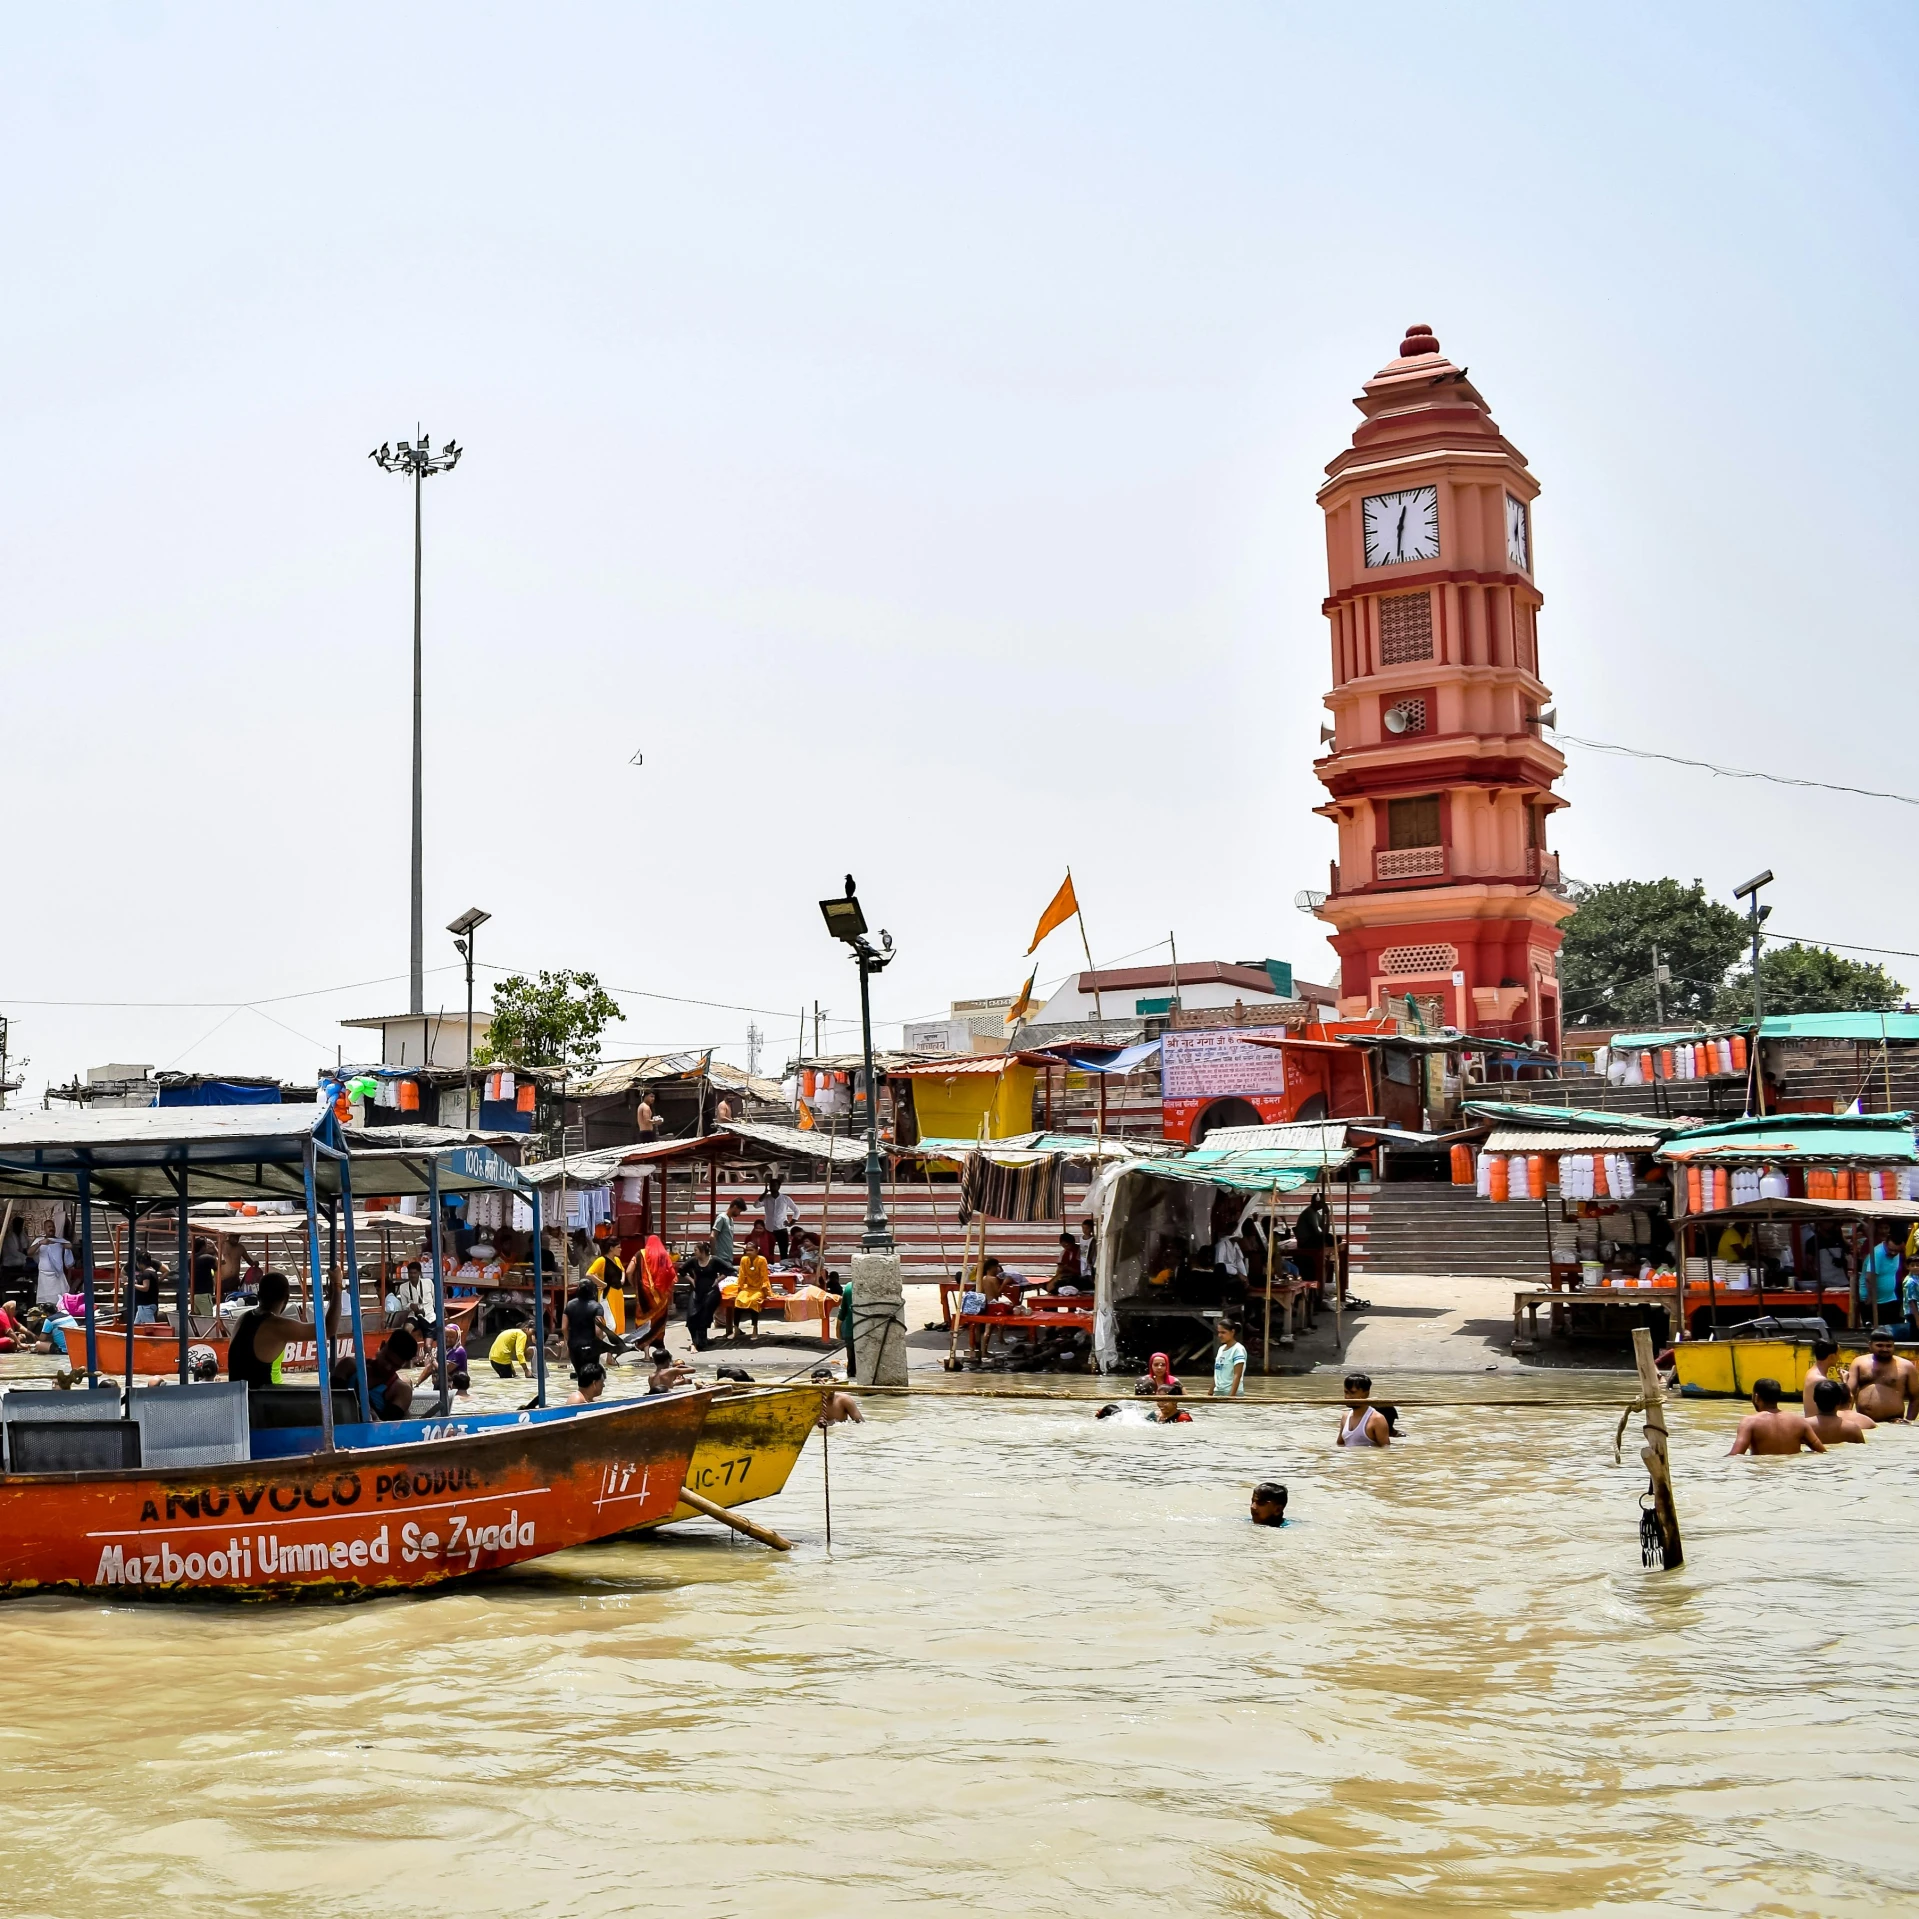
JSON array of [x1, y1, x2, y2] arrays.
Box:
[[371, 430, 463, 1016], [820, 877, 895, 1250], [1734, 869, 1773, 1117], [448, 907, 491, 1128]]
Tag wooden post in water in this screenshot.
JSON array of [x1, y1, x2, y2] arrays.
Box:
[[1631, 1325, 1683, 1570]]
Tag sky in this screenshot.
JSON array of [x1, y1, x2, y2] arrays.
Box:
[[4, 3, 1917, 1098]]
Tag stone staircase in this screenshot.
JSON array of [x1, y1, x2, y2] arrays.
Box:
[[1358, 1180, 1555, 1280]]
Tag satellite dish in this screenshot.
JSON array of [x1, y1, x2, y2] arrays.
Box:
[[1294, 889, 1329, 912], [1383, 706, 1409, 734]]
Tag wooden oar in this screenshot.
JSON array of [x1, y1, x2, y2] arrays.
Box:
[[678, 1486, 793, 1551]]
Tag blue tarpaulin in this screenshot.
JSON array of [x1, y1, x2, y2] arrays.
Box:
[[152, 1081, 280, 1107]]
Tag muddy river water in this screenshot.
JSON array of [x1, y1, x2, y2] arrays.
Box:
[[8, 1372, 1918, 1916]]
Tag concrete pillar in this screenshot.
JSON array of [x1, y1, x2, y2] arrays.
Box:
[[850, 1249, 909, 1388]]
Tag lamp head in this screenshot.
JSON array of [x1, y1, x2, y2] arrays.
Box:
[[1733, 870, 1774, 902], [820, 894, 867, 944], [447, 906, 491, 937]]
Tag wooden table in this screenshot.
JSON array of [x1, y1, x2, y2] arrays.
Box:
[[1512, 1286, 1677, 1351]]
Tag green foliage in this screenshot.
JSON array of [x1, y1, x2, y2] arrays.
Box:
[[474, 970, 622, 1078], [1559, 879, 1747, 1029], [1717, 944, 1905, 1018]]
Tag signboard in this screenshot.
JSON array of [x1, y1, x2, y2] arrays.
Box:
[[1161, 1029, 1293, 1101]]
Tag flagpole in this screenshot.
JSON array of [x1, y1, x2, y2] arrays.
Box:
[[1071, 868, 1103, 1026]]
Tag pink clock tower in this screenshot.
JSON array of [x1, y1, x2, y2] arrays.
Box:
[[1311, 324, 1572, 1051]]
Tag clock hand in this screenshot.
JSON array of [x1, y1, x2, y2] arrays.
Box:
[[1396, 505, 1407, 558]]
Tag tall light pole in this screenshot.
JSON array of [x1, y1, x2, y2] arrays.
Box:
[[371, 430, 463, 1015], [448, 907, 491, 1128], [819, 876, 896, 1250], [1733, 870, 1774, 1024]]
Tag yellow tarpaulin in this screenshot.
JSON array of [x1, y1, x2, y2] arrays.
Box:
[[908, 1064, 1036, 1142]]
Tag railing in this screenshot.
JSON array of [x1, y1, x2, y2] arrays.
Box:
[[1528, 849, 1563, 889], [1374, 845, 1447, 883]]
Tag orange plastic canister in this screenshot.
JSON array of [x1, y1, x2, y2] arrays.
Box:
[[1730, 1034, 1748, 1071], [1659, 1048, 1675, 1081], [1527, 1155, 1548, 1200], [1687, 1166, 1703, 1213], [1451, 1143, 1473, 1185], [1489, 1156, 1510, 1202]]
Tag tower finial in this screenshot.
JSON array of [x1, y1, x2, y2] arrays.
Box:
[[1398, 323, 1439, 358]]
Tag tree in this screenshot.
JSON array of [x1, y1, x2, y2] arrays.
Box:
[[474, 970, 622, 1078], [1558, 879, 1747, 1030], [1716, 944, 1905, 1018]]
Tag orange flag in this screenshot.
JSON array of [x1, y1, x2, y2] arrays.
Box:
[[796, 1099, 816, 1132], [1004, 967, 1039, 1027], [1025, 873, 1079, 955]]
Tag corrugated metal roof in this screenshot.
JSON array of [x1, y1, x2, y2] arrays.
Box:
[[1757, 1012, 1919, 1042], [1660, 1115, 1918, 1164], [1464, 1100, 1693, 1139], [1485, 1129, 1666, 1153], [1193, 1122, 1352, 1157], [716, 1120, 868, 1166], [902, 1133, 1174, 1164]]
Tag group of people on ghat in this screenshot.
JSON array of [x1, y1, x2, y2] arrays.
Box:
[[1728, 1329, 1919, 1454]]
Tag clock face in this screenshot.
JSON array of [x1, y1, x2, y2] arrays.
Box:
[[1506, 493, 1530, 572], [1362, 486, 1439, 567]]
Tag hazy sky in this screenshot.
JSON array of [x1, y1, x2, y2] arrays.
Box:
[[4, 3, 1916, 1097]]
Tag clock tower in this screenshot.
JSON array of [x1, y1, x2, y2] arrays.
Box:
[[1311, 324, 1572, 1051]]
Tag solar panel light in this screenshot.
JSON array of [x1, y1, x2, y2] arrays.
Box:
[[820, 877, 867, 944], [447, 907, 491, 937], [1733, 870, 1773, 902]]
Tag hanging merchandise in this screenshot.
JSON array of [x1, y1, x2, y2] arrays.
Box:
[[1526, 1155, 1548, 1201], [398, 1079, 420, 1112], [1451, 1143, 1474, 1186], [499, 1070, 515, 1100], [1488, 1155, 1510, 1202], [516, 1083, 537, 1113], [1731, 1168, 1761, 1205], [1730, 1034, 1749, 1072], [1758, 1164, 1789, 1200], [1476, 1150, 1494, 1197], [511, 1195, 534, 1234], [1592, 1152, 1610, 1199]]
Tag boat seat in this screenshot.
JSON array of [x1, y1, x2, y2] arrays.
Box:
[[6, 1419, 141, 1474], [248, 1385, 360, 1430], [131, 1381, 251, 1468], [0, 1386, 128, 1473]]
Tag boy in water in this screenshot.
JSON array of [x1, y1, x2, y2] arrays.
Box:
[[1729, 1377, 1826, 1455], [1807, 1378, 1874, 1445], [1249, 1482, 1287, 1526], [1802, 1336, 1846, 1416]]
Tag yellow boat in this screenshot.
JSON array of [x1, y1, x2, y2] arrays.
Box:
[[625, 1381, 824, 1533], [1673, 1336, 1915, 1397]]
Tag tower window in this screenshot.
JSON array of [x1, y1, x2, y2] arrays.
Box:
[[1378, 592, 1434, 664], [1387, 795, 1442, 849]]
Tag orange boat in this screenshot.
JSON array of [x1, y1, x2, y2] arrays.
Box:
[[0, 1389, 716, 1599]]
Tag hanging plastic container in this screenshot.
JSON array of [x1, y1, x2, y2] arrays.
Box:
[[1490, 1156, 1511, 1202], [1730, 1034, 1748, 1071], [499, 1070, 515, 1100], [1476, 1150, 1494, 1197], [1686, 1166, 1703, 1213], [1638, 1051, 1654, 1083], [802, 1069, 817, 1099], [1524, 1155, 1546, 1200], [1592, 1152, 1610, 1199], [1759, 1164, 1788, 1200], [1451, 1143, 1473, 1185], [516, 1082, 537, 1113], [1712, 1168, 1730, 1210], [1659, 1048, 1675, 1081]]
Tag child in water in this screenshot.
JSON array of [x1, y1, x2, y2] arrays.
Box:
[[1250, 1483, 1287, 1526]]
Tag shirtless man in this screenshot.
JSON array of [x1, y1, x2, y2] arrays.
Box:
[[1845, 1330, 1919, 1424], [1802, 1335, 1847, 1416], [1728, 1377, 1826, 1455], [1807, 1378, 1875, 1446]]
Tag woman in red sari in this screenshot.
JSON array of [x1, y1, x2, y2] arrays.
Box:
[[637, 1235, 677, 1345]]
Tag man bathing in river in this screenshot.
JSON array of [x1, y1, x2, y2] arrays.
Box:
[[1845, 1331, 1919, 1424], [1335, 1373, 1389, 1447], [1729, 1378, 1826, 1454], [1808, 1378, 1874, 1446]]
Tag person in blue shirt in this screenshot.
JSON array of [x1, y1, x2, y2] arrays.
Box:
[[1212, 1319, 1247, 1397], [1859, 1226, 1904, 1331]]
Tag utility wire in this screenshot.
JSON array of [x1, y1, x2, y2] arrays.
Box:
[[1557, 733, 1919, 809]]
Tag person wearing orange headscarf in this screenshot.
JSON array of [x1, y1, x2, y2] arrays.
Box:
[[633, 1235, 676, 1345]]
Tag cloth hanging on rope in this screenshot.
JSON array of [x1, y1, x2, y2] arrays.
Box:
[[958, 1151, 1063, 1225]]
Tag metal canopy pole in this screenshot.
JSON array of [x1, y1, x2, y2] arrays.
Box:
[[530, 1186, 548, 1407], [339, 1156, 369, 1422], [428, 1158, 450, 1414], [77, 1166, 98, 1387], [172, 1165, 190, 1384], [302, 1139, 336, 1453], [123, 1203, 139, 1411]]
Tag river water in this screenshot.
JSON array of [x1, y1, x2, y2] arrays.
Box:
[[9, 1371, 1919, 1916]]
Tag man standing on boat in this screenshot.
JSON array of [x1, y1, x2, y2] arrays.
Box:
[[226, 1270, 341, 1389], [762, 1175, 799, 1261], [1845, 1331, 1919, 1424]]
